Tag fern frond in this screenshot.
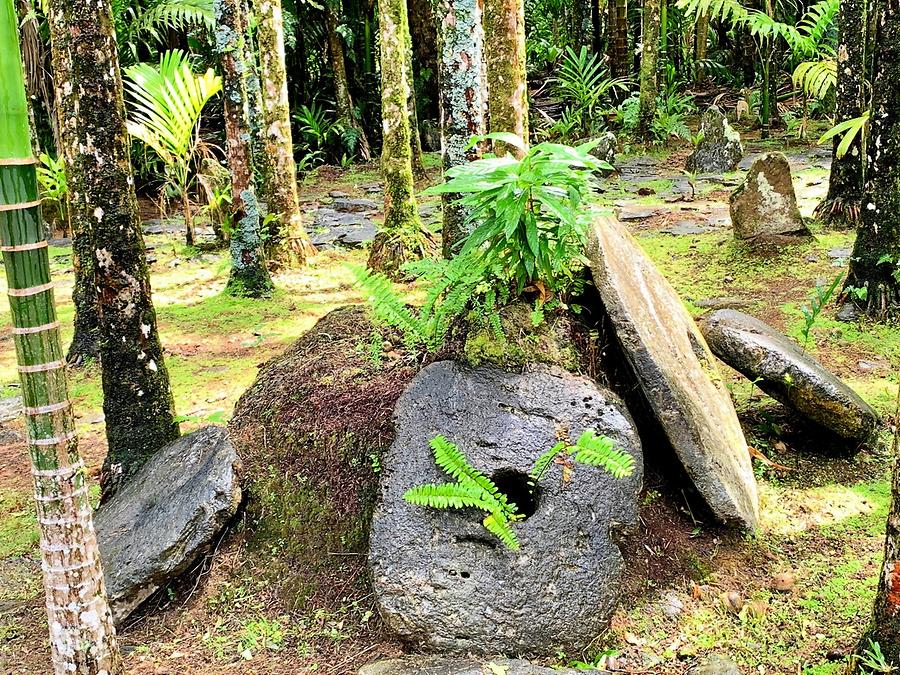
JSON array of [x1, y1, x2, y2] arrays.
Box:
[[483, 511, 520, 551], [676, 0, 748, 25], [403, 483, 499, 511], [572, 430, 635, 479], [429, 436, 513, 513], [351, 266, 431, 350], [529, 441, 568, 483]]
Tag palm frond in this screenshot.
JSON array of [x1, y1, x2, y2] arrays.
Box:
[[793, 59, 836, 99]]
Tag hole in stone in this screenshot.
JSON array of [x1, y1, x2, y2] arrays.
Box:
[[491, 469, 539, 519], [460, 571, 471, 579]]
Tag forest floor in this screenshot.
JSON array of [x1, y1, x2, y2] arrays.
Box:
[[0, 133, 898, 674]]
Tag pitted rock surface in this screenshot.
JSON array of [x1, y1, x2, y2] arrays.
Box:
[[686, 106, 743, 173], [587, 215, 758, 529], [729, 152, 811, 244], [359, 657, 600, 675], [700, 309, 878, 442], [96, 426, 242, 623], [369, 361, 643, 655]]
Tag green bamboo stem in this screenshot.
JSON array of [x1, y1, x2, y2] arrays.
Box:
[[0, 1, 121, 671]]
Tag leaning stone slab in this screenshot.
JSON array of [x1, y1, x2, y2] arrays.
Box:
[[96, 426, 242, 623], [369, 361, 643, 656], [686, 106, 743, 173], [730, 152, 811, 245], [359, 657, 600, 675], [587, 215, 758, 529], [699, 309, 878, 442]]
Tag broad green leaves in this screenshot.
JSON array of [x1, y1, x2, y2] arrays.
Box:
[[818, 113, 869, 159]]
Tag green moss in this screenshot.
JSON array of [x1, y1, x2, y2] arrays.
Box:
[[0, 490, 38, 558]]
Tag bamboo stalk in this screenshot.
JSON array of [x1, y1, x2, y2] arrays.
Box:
[[0, 2, 121, 672]]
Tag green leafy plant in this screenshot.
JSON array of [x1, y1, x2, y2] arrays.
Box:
[[430, 135, 605, 296], [818, 113, 870, 159], [35, 152, 67, 232], [799, 272, 843, 349], [554, 47, 630, 138], [404, 431, 635, 551], [858, 639, 896, 674], [125, 49, 222, 246], [111, 0, 215, 66]]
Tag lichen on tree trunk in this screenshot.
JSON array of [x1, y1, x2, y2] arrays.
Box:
[[842, 0, 900, 319], [405, 28, 427, 180], [254, 0, 316, 266], [636, 0, 661, 138], [325, 3, 371, 161], [436, 0, 487, 257], [815, 0, 866, 228], [215, 0, 276, 298], [369, 0, 432, 277], [484, 0, 529, 157], [46, 4, 101, 365], [49, 0, 180, 498]]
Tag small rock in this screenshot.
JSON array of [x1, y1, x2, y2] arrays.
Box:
[[836, 302, 860, 323], [693, 297, 753, 311], [0, 396, 23, 423], [617, 206, 661, 221], [770, 571, 796, 592], [659, 591, 685, 617], [328, 190, 349, 198], [0, 427, 23, 445], [700, 310, 878, 442], [687, 655, 742, 675], [96, 426, 242, 624], [858, 360, 888, 372], [827, 247, 852, 261], [686, 106, 743, 173], [729, 153, 812, 245], [662, 221, 715, 236], [331, 197, 378, 213], [719, 590, 744, 614]]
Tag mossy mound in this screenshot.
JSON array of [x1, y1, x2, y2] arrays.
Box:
[[229, 306, 420, 605]]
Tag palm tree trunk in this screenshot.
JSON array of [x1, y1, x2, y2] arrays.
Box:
[[695, 11, 708, 80], [216, 0, 275, 297], [608, 0, 630, 79], [436, 0, 487, 256], [842, 0, 900, 320], [404, 22, 426, 180], [49, 0, 180, 498], [637, 0, 661, 137], [255, 0, 316, 266], [0, 3, 121, 671], [368, 0, 431, 276], [816, 0, 867, 228], [484, 0, 529, 156], [46, 0, 100, 365], [325, 3, 371, 161]]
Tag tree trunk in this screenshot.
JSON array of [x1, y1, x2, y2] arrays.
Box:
[[637, 0, 661, 138], [216, 0, 276, 297], [49, 0, 180, 498], [0, 4, 122, 672], [695, 11, 708, 80], [255, 0, 317, 266], [325, 3, 372, 161], [484, 0, 529, 156], [815, 0, 867, 228], [842, 0, 900, 320], [408, 0, 438, 119], [607, 0, 630, 79], [436, 0, 487, 257], [369, 0, 431, 276], [240, 0, 275, 202], [405, 26, 427, 180], [46, 2, 101, 365]]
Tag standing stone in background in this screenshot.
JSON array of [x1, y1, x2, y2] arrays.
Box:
[[590, 131, 618, 174], [686, 106, 743, 173], [370, 361, 643, 656], [730, 152, 812, 245]]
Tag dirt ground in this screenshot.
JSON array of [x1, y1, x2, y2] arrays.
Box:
[[0, 140, 897, 674]]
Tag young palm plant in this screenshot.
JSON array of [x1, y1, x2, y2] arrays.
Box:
[[0, 1, 121, 671], [124, 49, 222, 246]]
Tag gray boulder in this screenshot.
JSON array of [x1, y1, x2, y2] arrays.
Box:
[[96, 426, 242, 623], [590, 131, 617, 174], [587, 215, 759, 529], [699, 309, 878, 442], [686, 106, 743, 173], [360, 657, 599, 675], [369, 361, 643, 656], [687, 655, 742, 675], [730, 153, 811, 244]]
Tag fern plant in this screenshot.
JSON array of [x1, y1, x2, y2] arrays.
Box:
[[404, 431, 635, 550], [36, 152, 68, 231]]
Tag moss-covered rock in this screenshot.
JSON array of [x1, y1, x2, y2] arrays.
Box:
[[229, 306, 420, 603], [461, 303, 581, 371]]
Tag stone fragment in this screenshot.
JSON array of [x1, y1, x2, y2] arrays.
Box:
[[0, 395, 22, 423], [331, 197, 378, 213], [687, 655, 742, 675], [699, 309, 878, 442], [686, 106, 743, 173], [96, 426, 242, 623], [729, 153, 811, 244], [586, 215, 758, 529], [590, 131, 617, 174], [369, 361, 643, 655]]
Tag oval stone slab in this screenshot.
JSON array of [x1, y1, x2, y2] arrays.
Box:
[[700, 309, 879, 442], [369, 361, 643, 656], [586, 215, 758, 529], [359, 657, 603, 675]]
